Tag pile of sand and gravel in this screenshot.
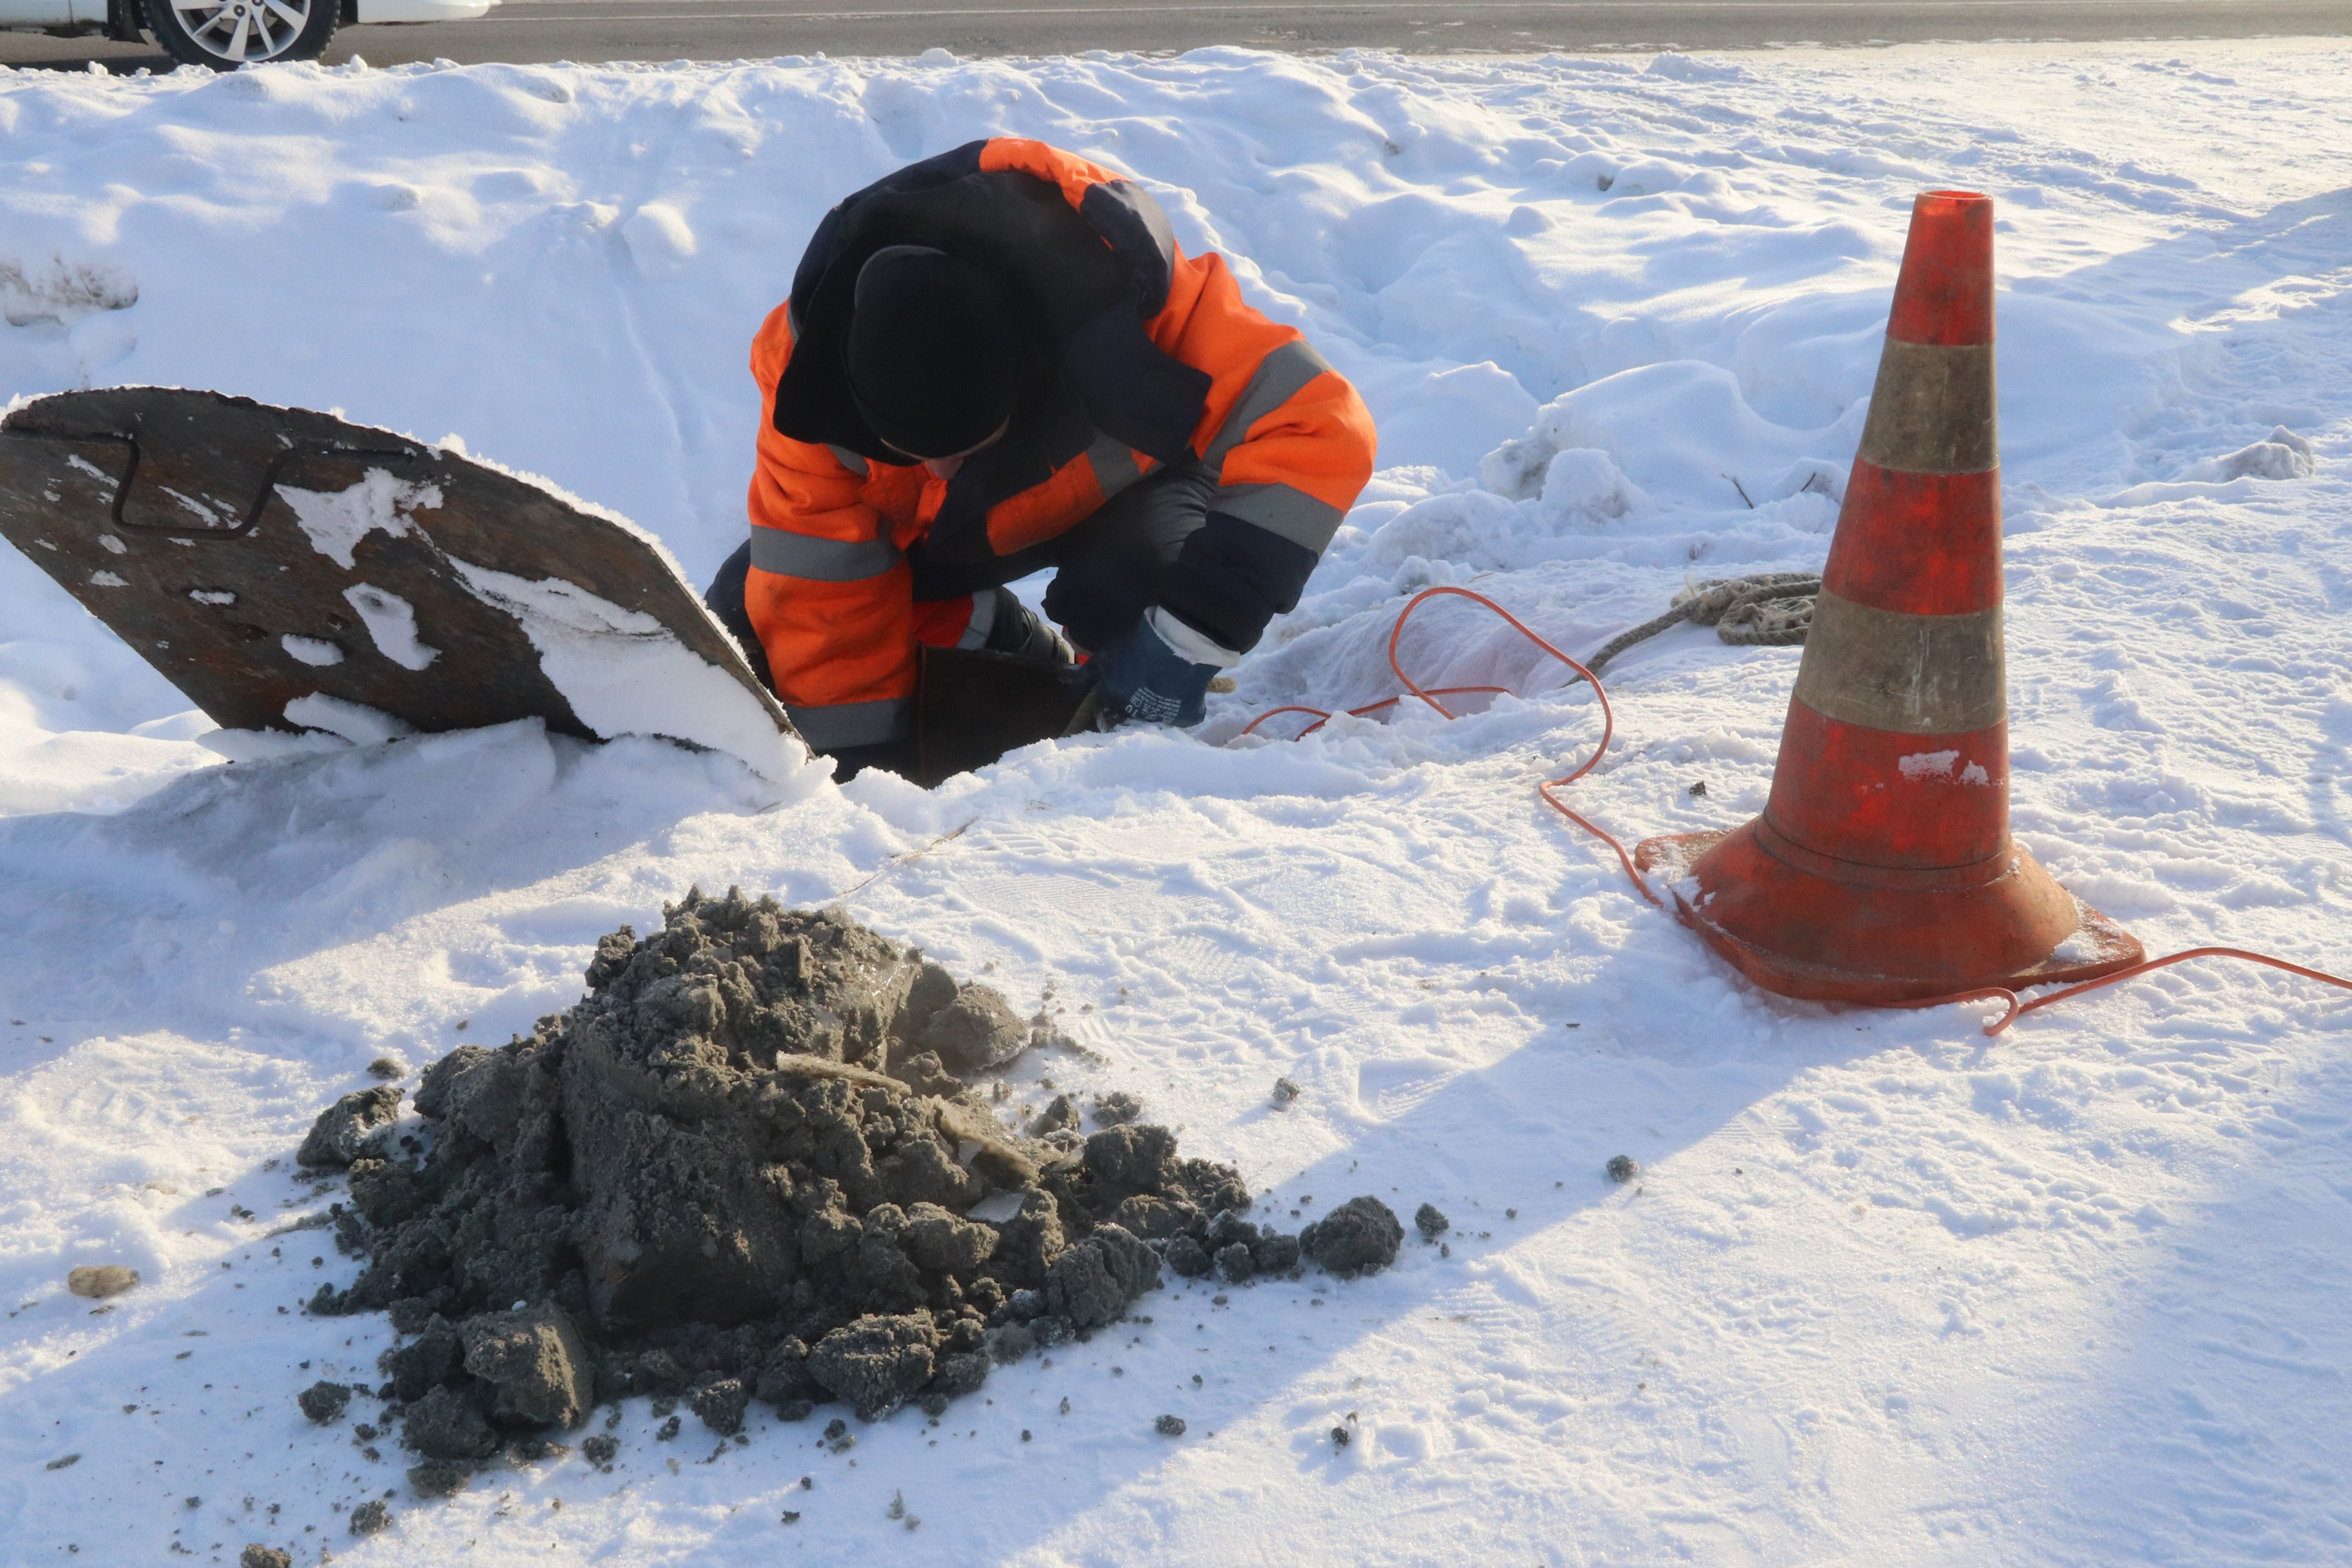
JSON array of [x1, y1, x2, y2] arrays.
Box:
[[289, 888, 1403, 1499]]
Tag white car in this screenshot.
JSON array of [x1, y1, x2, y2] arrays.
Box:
[[2, 0, 491, 68]]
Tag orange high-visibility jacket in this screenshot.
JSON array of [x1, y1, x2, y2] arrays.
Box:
[[746, 138, 1376, 752]]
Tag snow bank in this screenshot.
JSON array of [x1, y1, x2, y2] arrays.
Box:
[[1, 37, 2349, 1568]]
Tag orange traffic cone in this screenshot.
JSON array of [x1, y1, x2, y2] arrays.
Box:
[[1635, 191, 2143, 1004]]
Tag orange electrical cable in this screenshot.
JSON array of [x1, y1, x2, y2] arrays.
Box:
[[1896, 946, 2352, 1036], [1238, 687, 1511, 739], [1245, 589, 2351, 1033], [1243, 586, 1661, 908]]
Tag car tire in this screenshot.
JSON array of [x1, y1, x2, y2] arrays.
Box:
[[142, 0, 336, 67]]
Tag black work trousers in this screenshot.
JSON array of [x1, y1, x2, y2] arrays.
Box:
[[704, 462, 1216, 695]]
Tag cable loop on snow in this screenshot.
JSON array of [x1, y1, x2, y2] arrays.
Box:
[[1238, 572, 1820, 743], [1241, 585, 1662, 907], [1580, 572, 1820, 677]]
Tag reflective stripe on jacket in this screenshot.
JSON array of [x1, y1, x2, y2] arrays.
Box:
[[746, 138, 1376, 748]]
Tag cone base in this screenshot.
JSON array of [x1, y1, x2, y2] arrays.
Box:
[[1635, 821, 2143, 1005]]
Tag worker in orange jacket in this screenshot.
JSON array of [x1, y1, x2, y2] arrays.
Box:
[[703, 138, 1377, 779]]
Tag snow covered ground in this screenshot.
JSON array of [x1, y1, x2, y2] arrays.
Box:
[[3, 36, 2350, 1566]]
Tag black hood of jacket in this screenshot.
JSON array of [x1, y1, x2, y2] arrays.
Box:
[[771, 142, 1211, 475]]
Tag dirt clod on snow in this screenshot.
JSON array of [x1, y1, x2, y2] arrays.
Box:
[[300, 1085, 403, 1167], [1298, 1196, 1403, 1276], [299, 890, 1261, 1486], [66, 1264, 140, 1299], [296, 1381, 352, 1424], [406, 1459, 472, 1498]]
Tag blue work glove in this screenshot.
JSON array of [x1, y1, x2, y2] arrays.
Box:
[[1083, 612, 1221, 729]]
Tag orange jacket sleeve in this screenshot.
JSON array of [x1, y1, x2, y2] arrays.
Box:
[[1151, 250, 1377, 655], [743, 303, 927, 751]]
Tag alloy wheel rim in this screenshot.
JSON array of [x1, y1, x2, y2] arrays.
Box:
[[169, 0, 311, 62]]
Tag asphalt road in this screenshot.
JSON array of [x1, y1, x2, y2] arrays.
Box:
[[3, 0, 2343, 77]]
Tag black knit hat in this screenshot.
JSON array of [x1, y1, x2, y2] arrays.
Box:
[[845, 246, 1024, 459]]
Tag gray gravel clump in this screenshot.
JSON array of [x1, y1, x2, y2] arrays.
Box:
[[298, 1085, 404, 1167], [460, 1303, 593, 1428], [385, 1316, 462, 1402], [347, 1499, 391, 1536], [1045, 1224, 1160, 1327], [1203, 1209, 1258, 1252], [1155, 1414, 1186, 1437], [691, 1376, 751, 1436], [296, 1381, 352, 1424], [807, 1313, 937, 1421], [903, 1203, 996, 1274], [406, 1460, 471, 1499], [921, 982, 1031, 1074], [1414, 1203, 1450, 1241], [984, 1323, 1036, 1364], [401, 1386, 499, 1461], [240, 1548, 291, 1568], [1251, 1232, 1300, 1274], [1163, 1235, 1213, 1279], [932, 1351, 989, 1399], [295, 891, 1261, 1490], [1299, 1196, 1403, 1276], [1607, 1155, 1640, 1184]]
